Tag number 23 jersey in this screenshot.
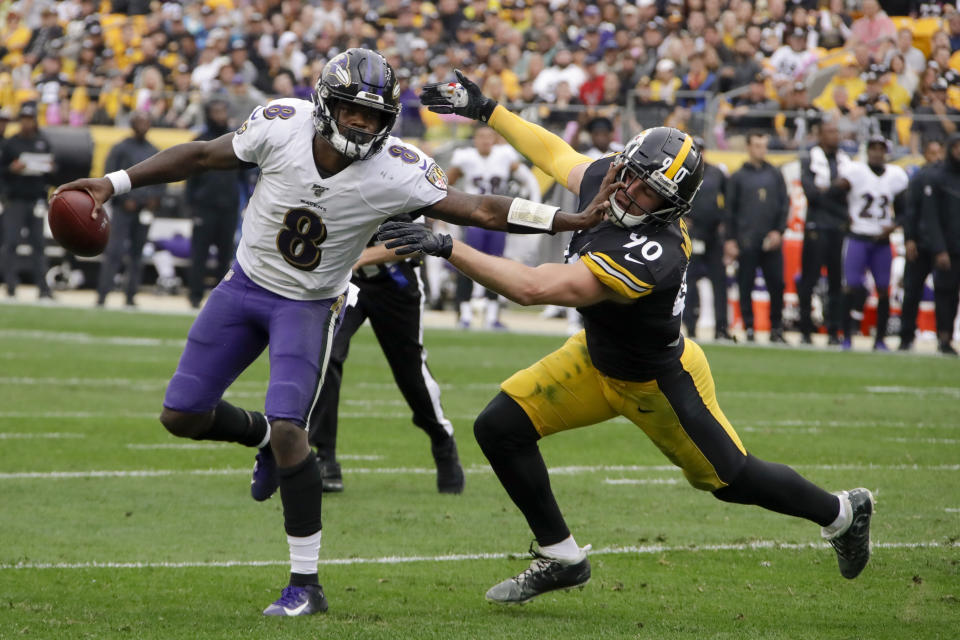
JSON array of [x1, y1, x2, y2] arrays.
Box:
[[839, 162, 908, 237], [232, 99, 447, 300], [567, 156, 692, 381]]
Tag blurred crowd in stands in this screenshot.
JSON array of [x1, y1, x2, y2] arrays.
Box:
[[2, 0, 960, 151]]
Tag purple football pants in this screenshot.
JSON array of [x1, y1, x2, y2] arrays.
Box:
[[163, 263, 343, 427], [843, 236, 892, 292], [464, 227, 507, 257]]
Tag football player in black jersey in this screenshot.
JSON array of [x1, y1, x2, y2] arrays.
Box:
[[382, 72, 875, 605]]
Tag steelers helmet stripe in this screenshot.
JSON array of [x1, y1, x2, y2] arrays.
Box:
[[583, 253, 652, 298], [663, 133, 694, 180]]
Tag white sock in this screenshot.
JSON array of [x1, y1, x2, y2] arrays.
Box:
[[539, 535, 582, 561], [821, 492, 852, 539], [288, 529, 322, 575], [459, 301, 472, 324], [256, 421, 271, 449], [484, 298, 500, 326]]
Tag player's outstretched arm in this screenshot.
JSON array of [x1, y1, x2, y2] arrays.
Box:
[[379, 222, 625, 307], [52, 133, 240, 214], [424, 162, 621, 234], [421, 70, 594, 195]]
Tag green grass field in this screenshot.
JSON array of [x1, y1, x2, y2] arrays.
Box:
[[0, 305, 957, 639]]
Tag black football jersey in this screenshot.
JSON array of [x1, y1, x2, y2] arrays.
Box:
[[568, 156, 692, 381]]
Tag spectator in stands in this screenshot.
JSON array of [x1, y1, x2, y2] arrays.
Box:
[[718, 35, 764, 93], [815, 1, 852, 50], [185, 100, 239, 309], [891, 28, 928, 75], [849, 0, 897, 57], [798, 119, 850, 345], [900, 138, 944, 351], [774, 82, 822, 150], [911, 76, 959, 153], [686, 140, 733, 341], [0, 102, 54, 300], [96, 111, 165, 308], [855, 66, 895, 139], [726, 132, 789, 343], [680, 51, 717, 113], [918, 133, 960, 355], [722, 74, 780, 148], [769, 28, 818, 91]]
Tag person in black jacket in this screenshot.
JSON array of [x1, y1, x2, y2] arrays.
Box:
[[96, 111, 165, 307], [685, 143, 732, 341], [798, 119, 849, 345], [0, 102, 55, 299], [918, 133, 960, 355], [307, 215, 464, 494], [899, 138, 943, 351], [725, 132, 789, 342], [185, 100, 240, 308]]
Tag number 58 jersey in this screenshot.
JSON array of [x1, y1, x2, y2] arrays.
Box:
[[232, 99, 447, 300]]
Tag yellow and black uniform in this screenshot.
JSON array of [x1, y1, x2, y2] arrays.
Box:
[[500, 155, 747, 492]]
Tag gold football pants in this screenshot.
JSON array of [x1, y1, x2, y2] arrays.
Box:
[[500, 332, 747, 491]]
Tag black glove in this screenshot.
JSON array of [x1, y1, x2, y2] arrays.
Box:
[[419, 69, 498, 122], [378, 221, 453, 259]]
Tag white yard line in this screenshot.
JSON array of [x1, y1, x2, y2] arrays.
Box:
[[0, 540, 951, 571], [866, 385, 960, 398], [884, 437, 959, 445], [0, 329, 184, 347], [0, 432, 85, 439], [1, 463, 956, 481]]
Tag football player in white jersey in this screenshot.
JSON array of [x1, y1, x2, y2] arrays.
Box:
[[447, 125, 522, 329], [53, 49, 616, 617], [836, 136, 909, 351]]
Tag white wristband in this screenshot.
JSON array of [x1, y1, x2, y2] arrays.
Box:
[[105, 170, 132, 195], [507, 198, 559, 231]]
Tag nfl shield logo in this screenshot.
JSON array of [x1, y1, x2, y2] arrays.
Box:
[[311, 184, 328, 197]]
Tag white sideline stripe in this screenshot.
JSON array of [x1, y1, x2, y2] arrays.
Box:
[[604, 478, 679, 485], [0, 541, 951, 571], [0, 329, 184, 347], [1, 463, 957, 480], [884, 437, 959, 445], [126, 443, 231, 450], [866, 385, 960, 398], [0, 432, 85, 439]]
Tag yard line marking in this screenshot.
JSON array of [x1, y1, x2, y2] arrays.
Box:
[[884, 437, 959, 445], [945, 508, 960, 513], [604, 478, 680, 485], [0, 329, 184, 348], [126, 443, 231, 450], [866, 385, 960, 398], [0, 412, 157, 419], [0, 540, 952, 571], [743, 419, 955, 429], [1, 463, 957, 481], [0, 432, 85, 439], [0, 376, 166, 390]]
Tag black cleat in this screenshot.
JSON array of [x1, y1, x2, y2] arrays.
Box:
[[486, 543, 591, 604], [432, 437, 465, 494], [824, 488, 874, 579], [262, 584, 328, 616], [746, 328, 756, 342], [319, 459, 343, 493], [827, 334, 842, 346], [800, 333, 813, 345], [769, 329, 787, 344], [938, 342, 958, 356]]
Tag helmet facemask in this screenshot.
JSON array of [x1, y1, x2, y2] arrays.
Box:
[[608, 157, 690, 228], [313, 88, 399, 160]]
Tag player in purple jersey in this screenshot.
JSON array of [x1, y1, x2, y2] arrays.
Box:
[[54, 49, 615, 616]]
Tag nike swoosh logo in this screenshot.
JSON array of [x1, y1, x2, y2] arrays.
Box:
[[623, 254, 644, 265], [283, 601, 310, 616], [636, 407, 654, 413]]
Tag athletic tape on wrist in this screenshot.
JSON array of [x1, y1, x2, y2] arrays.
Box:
[[507, 198, 559, 231], [105, 170, 132, 195]]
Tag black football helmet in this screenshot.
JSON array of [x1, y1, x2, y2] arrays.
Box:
[[609, 127, 704, 227], [313, 48, 401, 160]]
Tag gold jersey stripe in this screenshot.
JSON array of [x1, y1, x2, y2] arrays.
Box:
[[679, 219, 692, 259], [582, 253, 651, 299], [663, 134, 693, 180], [589, 251, 654, 289]]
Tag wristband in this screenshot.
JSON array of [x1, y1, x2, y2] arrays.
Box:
[[105, 170, 132, 195], [507, 198, 559, 231]]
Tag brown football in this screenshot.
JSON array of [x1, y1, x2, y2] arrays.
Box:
[[48, 190, 110, 257]]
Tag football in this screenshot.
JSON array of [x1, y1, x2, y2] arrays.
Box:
[[48, 190, 110, 257]]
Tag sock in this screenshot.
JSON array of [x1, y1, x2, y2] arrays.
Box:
[[875, 296, 890, 343], [821, 493, 851, 539], [279, 452, 323, 536], [201, 401, 268, 447], [484, 298, 499, 326], [459, 301, 472, 324], [288, 529, 322, 585], [257, 422, 272, 449], [539, 535, 582, 561]]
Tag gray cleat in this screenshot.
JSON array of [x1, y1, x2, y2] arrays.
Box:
[[485, 542, 591, 604], [824, 488, 874, 579]]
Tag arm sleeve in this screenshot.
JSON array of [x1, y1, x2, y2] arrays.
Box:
[[775, 168, 789, 233], [725, 172, 739, 240], [487, 104, 592, 189], [799, 158, 820, 208], [921, 179, 948, 255], [903, 176, 920, 242]]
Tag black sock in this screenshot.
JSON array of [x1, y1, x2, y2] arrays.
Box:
[[714, 454, 840, 526], [875, 295, 890, 342], [474, 392, 570, 546], [201, 401, 268, 447], [279, 451, 323, 537], [290, 572, 319, 587]]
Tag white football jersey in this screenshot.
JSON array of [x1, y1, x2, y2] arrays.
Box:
[[450, 144, 519, 196], [232, 99, 447, 300], [839, 162, 909, 236]]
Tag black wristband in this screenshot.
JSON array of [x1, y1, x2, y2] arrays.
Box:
[[479, 99, 498, 123]]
